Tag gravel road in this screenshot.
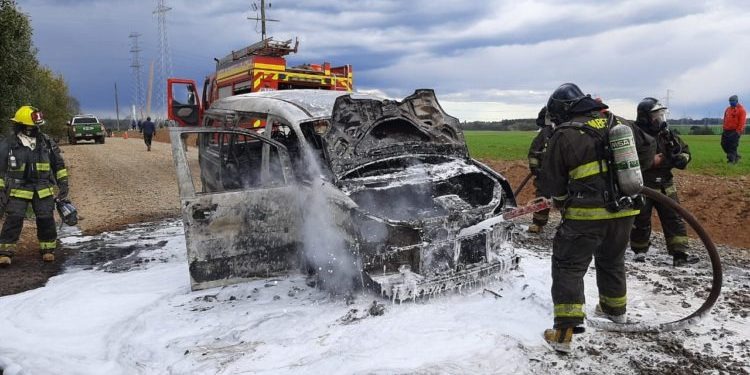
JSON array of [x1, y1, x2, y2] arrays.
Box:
[[64, 135, 181, 234]]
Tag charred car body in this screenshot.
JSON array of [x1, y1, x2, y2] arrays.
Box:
[[168, 88, 519, 299]]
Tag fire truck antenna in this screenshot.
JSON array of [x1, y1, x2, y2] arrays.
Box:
[[248, 0, 279, 41]]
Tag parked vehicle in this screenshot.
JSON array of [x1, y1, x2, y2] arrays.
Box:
[[67, 115, 105, 144], [169, 89, 519, 299]]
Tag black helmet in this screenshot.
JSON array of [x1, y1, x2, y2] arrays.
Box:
[[535, 106, 548, 127], [546, 83, 606, 124], [636, 97, 668, 133]]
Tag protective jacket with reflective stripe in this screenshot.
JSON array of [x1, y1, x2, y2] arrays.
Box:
[[527, 125, 555, 172], [640, 127, 691, 187], [541, 112, 655, 220], [0, 133, 68, 200]]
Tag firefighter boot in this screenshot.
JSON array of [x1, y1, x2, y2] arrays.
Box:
[[595, 304, 626, 324], [673, 252, 699, 267], [543, 327, 574, 354], [632, 250, 647, 263], [527, 223, 543, 234]]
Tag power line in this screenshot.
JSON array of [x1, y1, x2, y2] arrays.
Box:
[[248, 0, 279, 41]]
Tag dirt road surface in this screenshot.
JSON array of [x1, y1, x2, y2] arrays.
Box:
[[0, 134, 748, 297], [0, 135, 181, 295]]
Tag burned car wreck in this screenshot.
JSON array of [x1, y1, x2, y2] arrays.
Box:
[[169, 89, 521, 299]]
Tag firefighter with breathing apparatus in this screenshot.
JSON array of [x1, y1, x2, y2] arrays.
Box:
[[0, 106, 73, 266], [540, 83, 656, 353], [630, 98, 698, 267], [526, 106, 554, 234]]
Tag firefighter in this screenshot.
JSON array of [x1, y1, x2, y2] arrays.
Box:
[[630, 98, 698, 267], [0, 106, 69, 266], [540, 83, 655, 353], [526, 106, 554, 233]]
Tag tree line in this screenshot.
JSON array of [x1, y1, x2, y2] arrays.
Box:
[[459, 117, 749, 135], [0, 0, 79, 140]]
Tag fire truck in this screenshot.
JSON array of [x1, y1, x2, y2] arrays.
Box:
[[167, 37, 353, 127]]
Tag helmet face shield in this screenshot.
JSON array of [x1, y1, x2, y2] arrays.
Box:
[[649, 108, 668, 131]]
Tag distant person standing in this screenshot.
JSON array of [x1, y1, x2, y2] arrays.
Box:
[[141, 117, 156, 151], [721, 95, 746, 164]]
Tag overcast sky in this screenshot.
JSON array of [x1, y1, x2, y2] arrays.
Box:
[[19, 0, 750, 121]]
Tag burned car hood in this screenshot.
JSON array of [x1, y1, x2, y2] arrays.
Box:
[[323, 89, 469, 180]]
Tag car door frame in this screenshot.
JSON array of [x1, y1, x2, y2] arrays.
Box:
[[170, 123, 303, 291]]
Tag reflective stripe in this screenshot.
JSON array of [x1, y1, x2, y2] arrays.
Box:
[[554, 304, 585, 318], [564, 207, 639, 220], [36, 163, 51, 171], [39, 241, 57, 250], [569, 160, 608, 180], [664, 185, 677, 196], [0, 178, 4, 188], [680, 153, 691, 163], [56, 169, 69, 180], [10, 163, 25, 172], [528, 157, 540, 167], [553, 194, 568, 202], [630, 240, 650, 249], [10, 189, 33, 199], [667, 236, 689, 246], [37, 187, 55, 198], [0, 243, 16, 250], [599, 294, 627, 308]]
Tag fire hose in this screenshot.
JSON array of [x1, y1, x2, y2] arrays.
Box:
[[586, 186, 723, 333], [514, 172, 533, 198]]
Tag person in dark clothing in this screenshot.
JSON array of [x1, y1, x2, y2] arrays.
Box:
[[526, 106, 554, 233], [721, 95, 746, 164], [141, 117, 156, 151], [540, 83, 655, 353], [0, 106, 70, 266], [630, 98, 699, 267]]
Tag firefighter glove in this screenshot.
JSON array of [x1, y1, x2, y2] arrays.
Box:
[[57, 182, 69, 201]]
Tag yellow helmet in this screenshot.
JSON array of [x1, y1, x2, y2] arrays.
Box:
[[10, 105, 45, 126]]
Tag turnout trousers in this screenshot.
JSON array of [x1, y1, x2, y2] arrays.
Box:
[[551, 216, 634, 329], [630, 184, 688, 255], [0, 194, 57, 257], [720, 131, 741, 163]]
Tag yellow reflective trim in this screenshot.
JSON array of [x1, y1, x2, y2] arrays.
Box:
[[630, 240, 650, 248], [0, 243, 16, 249], [564, 207, 639, 220], [599, 294, 627, 308], [553, 195, 568, 201], [0, 178, 4, 188], [667, 236, 689, 246], [664, 185, 677, 196], [554, 304, 585, 318], [586, 118, 607, 129], [36, 163, 51, 171], [10, 189, 33, 199], [252, 63, 285, 71], [253, 120, 262, 128], [37, 187, 55, 198], [10, 163, 25, 172], [39, 241, 57, 250], [529, 157, 540, 167], [569, 160, 608, 180], [56, 169, 69, 180], [253, 76, 262, 91]]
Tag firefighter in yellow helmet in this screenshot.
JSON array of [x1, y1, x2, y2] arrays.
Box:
[[0, 106, 70, 266]]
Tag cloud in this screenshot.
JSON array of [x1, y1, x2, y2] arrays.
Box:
[[19, 0, 750, 120]]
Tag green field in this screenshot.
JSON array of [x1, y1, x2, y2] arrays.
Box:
[[464, 131, 750, 176]]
